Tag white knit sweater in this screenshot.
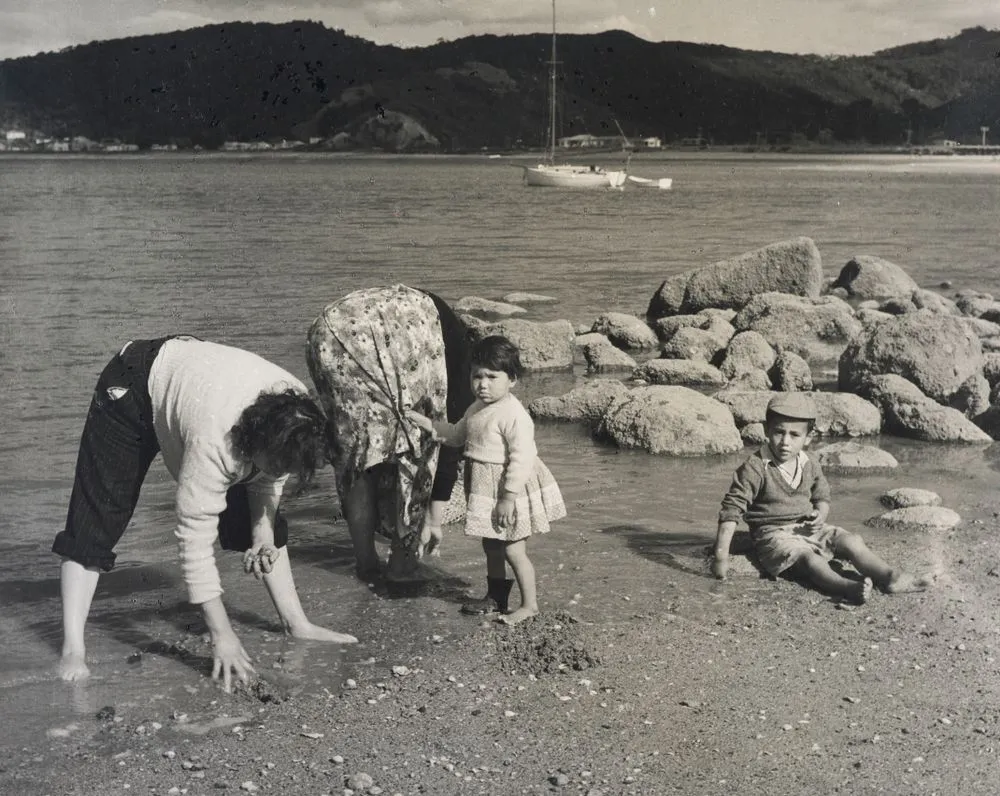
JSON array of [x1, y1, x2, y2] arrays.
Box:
[[148, 338, 305, 604]]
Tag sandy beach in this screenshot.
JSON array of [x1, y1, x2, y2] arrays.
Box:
[[5, 485, 1000, 796]]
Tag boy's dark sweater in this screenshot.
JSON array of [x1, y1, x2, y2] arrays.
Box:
[[719, 448, 832, 533]]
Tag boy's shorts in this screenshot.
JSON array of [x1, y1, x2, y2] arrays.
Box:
[[52, 338, 287, 572], [752, 522, 851, 577]]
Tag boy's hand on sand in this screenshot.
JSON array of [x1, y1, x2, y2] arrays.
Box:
[[711, 556, 729, 580], [242, 544, 280, 580], [210, 632, 254, 693], [496, 496, 517, 529]]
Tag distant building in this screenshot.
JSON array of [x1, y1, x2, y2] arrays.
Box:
[[5, 130, 26, 142], [638, 136, 662, 149]]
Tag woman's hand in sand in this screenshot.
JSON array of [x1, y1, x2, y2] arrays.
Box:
[[711, 555, 730, 580], [242, 543, 280, 580], [210, 631, 254, 693]]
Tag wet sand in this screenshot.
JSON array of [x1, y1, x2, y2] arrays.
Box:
[[5, 492, 1000, 796]]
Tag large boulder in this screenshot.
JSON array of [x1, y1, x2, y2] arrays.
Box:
[[464, 317, 575, 370], [647, 237, 823, 319], [631, 359, 727, 387], [528, 379, 630, 425], [733, 293, 861, 363], [583, 341, 638, 373], [590, 312, 659, 350], [596, 386, 743, 455], [813, 441, 899, 471], [865, 507, 962, 532], [880, 488, 942, 509], [831, 255, 920, 300], [770, 349, 814, 392], [713, 390, 881, 437], [719, 331, 776, 381], [660, 317, 735, 362], [838, 311, 984, 404], [857, 374, 993, 443]]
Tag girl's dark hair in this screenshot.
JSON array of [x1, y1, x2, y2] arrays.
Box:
[[471, 335, 523, 379], [231, 389, 328, 487]]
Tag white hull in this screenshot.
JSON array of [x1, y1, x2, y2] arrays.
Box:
[[523, 164, 627, 188], [627, 175, 673, 190]]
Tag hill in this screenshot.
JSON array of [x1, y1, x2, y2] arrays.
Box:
[[0, 21, 997, 150]]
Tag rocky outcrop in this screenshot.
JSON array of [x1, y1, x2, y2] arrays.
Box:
[[528, 379, 629, 425], [864, 506, 962, 532], [769, 349, 813, 392], [719, 331, 775, 381], [661, 317, 735, 362], [732, 293, 861, 363], [647, 237, 823, 319], [831, 255, 920, 300], [813, 441, 899, 470], [464, 316, 574, 370], [713, 390, 881, 437], [596, 386, 743, 455], [858, 374, 992, 443], [839, 310, 983, 404], [631, 359, 727, 387], [583, 341, 638, 373], [590, 313, 659, 350], [880, 488, 942, 509]]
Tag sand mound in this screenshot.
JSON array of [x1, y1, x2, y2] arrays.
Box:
[[492, 610, 602, 676]]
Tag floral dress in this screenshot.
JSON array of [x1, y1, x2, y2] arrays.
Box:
[[307, 284, 449, 554]]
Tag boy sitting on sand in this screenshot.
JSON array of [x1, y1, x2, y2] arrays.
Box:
[[712, 393, 934, 603]]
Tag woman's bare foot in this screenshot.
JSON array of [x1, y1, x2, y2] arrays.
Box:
[[884, 570, 937, 594], [498, 607, 539, 625], [58, 651, 90, 681], [288, 623, 358, 644], [847, 577, 873, 605]]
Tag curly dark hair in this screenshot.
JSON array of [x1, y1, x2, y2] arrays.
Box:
[[230, 389, 328, 487], [471, 335, 523, 379]]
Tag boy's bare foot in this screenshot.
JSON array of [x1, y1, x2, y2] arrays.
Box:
[[58, 652, 90, 682], [288, 623, 358, 644], [498, 607, 538, 625], [884, 570, 937, 594], [849, 577, 873, 605]]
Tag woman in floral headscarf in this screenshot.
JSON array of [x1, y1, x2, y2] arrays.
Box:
[[307, 285, 473, 580]]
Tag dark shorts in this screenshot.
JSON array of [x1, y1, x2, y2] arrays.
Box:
[[52, 338, 286, 572]]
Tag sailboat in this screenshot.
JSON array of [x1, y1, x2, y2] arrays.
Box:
[[522, 1, 627, 189]]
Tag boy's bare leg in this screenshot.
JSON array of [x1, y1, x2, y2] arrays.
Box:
[[342, 473, 381, 579], [792, 552, 873, 604], [499, 539, 539, 625], [58, 559, 100, 680], [262, 549, 358, 643], [834, 532, 935, 593]]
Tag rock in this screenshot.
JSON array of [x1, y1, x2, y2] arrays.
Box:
[[878, 297, 918, 315], [596, 386, 743, 455], [574, 332, 610, 348], [733, 292, 861, 363], [528, 379, 630, 424], [959, 316, 1000, 339], [590, 312, 659, 350], [812, 441, 898, 470], [630, 359, 727, 387], [550, 773, 570, 786], [770, 349, 813, 392], [983, 353, 1000, 387], [725, 368, 773, 391], [973, 405, 1000, 440], [661, 318, 735, 362], [831, 255, 921, 300], [911, 288, 957, 315], [647, 237, 823, 318], [502, 292, 558, 305], [346, 772, 375, 790], [880, 488, 942, 509], [712, 390, 880, 437], [652, 313, 705, 342], [951, 373, 990, 418], [864, 507, 962, 532], [583, 341, 638, 373], [719, 331, 776, 380], [839, 311, 984, 404], [741, 422, 767, 444], [858, 374, 993, 443], [954, 290, 995, 317], [453, 296, 526, 317], [466, 317, 575, 370]]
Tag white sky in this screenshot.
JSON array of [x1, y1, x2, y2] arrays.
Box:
[[2, 0, 999, 61]]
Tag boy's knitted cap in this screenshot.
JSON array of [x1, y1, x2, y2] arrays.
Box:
[[767, 392, 817, 421]]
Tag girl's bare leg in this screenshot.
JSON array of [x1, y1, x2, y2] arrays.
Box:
[[58, 559, 100, 680], [499, 539, 539, 625]]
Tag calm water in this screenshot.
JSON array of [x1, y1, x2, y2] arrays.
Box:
[[2, 151, 1000, 743]]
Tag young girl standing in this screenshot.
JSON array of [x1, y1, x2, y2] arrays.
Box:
[[408, 335, 566, 624]]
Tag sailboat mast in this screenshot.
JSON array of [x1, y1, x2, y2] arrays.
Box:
[[548, 0, 557, 162]]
